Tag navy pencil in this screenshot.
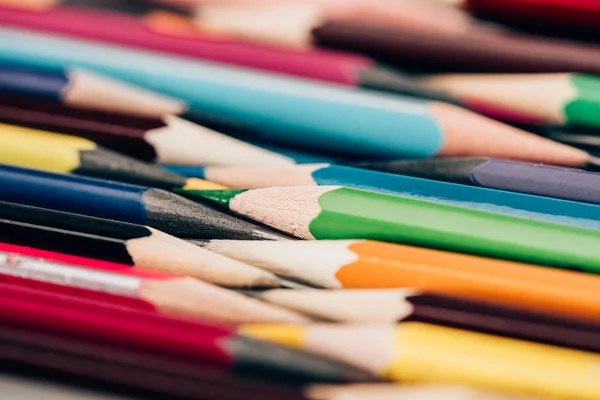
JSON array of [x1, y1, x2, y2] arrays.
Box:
[[0, 163, 290, 241], [0, 65, 184, 118]]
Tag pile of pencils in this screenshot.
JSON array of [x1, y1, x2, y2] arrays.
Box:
[[2, 0, 600, 399]]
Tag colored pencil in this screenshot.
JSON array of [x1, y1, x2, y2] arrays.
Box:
[[0, 28, 589, 165], [0, 281, 369, 385], [307, 384, 530, 400], [0, 4, 461, 104], [246, 288, 600, 353], [0, 123, 225, 190], [0, 95, 294, 166], [193, 0, 473, 47], [0, 326, 323, 400], [355, 157, 600, 207], [0, 164, 289, 240], [200, 239, 600, 321], [543, 129, 600, 152], [189, 186, 600, 271], [0, 201, 280, 287], [0, 65, 185, 118], [421, 73, 600, 129], [241, 322, 600, 398], [312, 15, 600, 75], [186, 163, 600, 230], [0, 244, 307, 324]]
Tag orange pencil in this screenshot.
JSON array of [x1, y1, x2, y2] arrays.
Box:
[[200, 239, 600, 321]]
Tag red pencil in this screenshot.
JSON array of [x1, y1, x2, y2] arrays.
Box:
[[0, 280, 373, 384], [0, 242, 309, 325]]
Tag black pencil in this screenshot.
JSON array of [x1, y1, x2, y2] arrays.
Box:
[[0, 201, 281, 287], [0, 122, 226, 190]]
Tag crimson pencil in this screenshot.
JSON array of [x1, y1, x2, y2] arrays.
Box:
[[0, 242, 307, 324], [0, 280, 372, 385], [0, 4, 462, 103]]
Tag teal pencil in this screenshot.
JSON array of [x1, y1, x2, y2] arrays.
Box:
[[0, 27, 589, 166]]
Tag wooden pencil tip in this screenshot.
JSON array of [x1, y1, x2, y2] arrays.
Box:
[[183, 177, 228, 190], [430, 102, 591, 166]]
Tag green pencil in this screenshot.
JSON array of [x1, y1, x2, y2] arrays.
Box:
[[422, 73, 600, 128], [184, 186, 600, 272]]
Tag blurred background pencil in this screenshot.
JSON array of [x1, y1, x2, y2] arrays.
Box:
[[0, 123, 225, 190], [0, 27, 590, 165], [0, 4, 462, 105], [0, 95, 294, 166], [0, 164, 290, 240], [421, 73, 600, 129], [0, 65, 185, 117]]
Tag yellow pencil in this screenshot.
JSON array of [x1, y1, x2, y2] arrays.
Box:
[[242, 322, 600, 399], [0, 123, 224, 190]]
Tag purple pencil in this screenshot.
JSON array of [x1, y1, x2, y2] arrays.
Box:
[[354, 157, 600, 205]]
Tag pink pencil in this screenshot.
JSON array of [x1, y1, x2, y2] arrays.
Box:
[[0, 4, 456, 103]]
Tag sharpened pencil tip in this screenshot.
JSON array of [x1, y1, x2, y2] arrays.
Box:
[[183, 177, 228, 190], [179, 189, 249, 208]]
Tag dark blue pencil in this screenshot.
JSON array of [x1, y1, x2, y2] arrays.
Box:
[[0, 163, 289, 240], [178, 163, 600, 231], [0, 65, 184, 118]]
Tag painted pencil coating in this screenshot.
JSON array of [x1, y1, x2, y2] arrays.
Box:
[[358, 157, 600, 207], [0, 66, 66, 101], [0, 27, 583, 165], [194, 163, 600, 231], [0, 164, 290, 240], [241, 322, 600, 398], [193, 186, 600, 272]]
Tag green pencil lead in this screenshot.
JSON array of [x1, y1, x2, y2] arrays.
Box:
[[179, 189, 249, 208]]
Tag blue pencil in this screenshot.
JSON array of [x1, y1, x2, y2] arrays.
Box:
[[0, 163, 288, 240], [0, 27, 588, 166], [178, 163, 600, 231], [0, 65, 184, 117]]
